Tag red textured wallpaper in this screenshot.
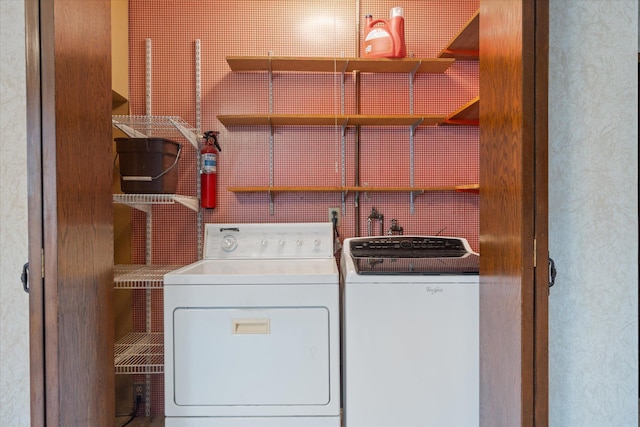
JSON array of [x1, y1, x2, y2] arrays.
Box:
[[126, 0, 479, 415]]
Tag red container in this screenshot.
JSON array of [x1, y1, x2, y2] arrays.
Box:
[[363, 7, 407, 59]]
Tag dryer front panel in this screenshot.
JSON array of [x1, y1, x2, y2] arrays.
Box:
[[172, 306, 331, 407]]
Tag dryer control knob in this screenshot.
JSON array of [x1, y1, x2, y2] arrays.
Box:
[[222, 235, 238, 252], [296, 239, 304, 246], [314, 239, 322, 246], [278, 239, 286, 247]]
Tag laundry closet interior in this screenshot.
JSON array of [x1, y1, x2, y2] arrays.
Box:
[[112, 0, 480, 421]]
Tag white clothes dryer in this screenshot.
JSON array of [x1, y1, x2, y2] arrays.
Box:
[[164, 223, 341, 427]]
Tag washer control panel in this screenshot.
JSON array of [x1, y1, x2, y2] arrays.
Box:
[[203, 223, 333, 259], [350, 236, 472, 258]]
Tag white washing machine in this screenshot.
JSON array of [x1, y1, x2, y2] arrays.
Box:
[[164, 223, 341, 427], [341, 235, 479, 427]]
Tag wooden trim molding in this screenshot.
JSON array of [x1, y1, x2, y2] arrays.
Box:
[[25, 0, 45, 425]]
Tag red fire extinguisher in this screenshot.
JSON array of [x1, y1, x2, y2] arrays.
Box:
[[200, 130, 221, 209]]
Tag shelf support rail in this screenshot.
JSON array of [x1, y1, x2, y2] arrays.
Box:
[[268, 52, 275, 215], [341, 124, 347, 213], [409, 121, 422, 214], [194, 39, 203, 258], [339, 67, 347, 214], [409, 60, 421, 116], [144, 39, 154, 417], [408, 60, 421, 214], [267, 189, 275, 213], [143, 209, 152, 415], [339, 60, 345, 116], [195, 40, 202, 134], [268, 51, 274, 114], [145, 39, 152, 127], [353, 69, 362, 235], [269, 120, 275, 215]]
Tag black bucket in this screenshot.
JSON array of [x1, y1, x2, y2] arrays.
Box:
[[115, 137, 181, 194]]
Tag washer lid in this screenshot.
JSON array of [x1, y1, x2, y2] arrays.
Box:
[[164, 258, 339, 285]]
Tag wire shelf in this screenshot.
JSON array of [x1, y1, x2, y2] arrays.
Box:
[[113, 194, 199, 213], [114, 264, 183, 289], [112, 115, 200, 149], [114, 333, 164, 374]]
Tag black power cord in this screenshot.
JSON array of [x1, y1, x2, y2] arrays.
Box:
[[119, 394, 142, 427]]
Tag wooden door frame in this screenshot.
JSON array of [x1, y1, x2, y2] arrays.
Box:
[[533, 0, 549, 424], [26, 1, 115, 426], [479, 0, 548, 426], [25, 1, 548, 425], [25, 0, 45, 424]]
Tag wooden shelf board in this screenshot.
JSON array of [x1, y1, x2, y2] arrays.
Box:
[[444, 96, 480, 125], [347, 185, 479, 193], [438, 10, 479, 60], [229, 184, 479, 194], [216, 115, 271, 126], [226, 56, 454, 74], [349, 115, 445, 127], [217, 114, 446, 128], [217, 115, 344, 127], [229, 186, 345, 193], [112, 90, 127, 108], [345, 57, 454, 74], [270, 115, 346, 127]]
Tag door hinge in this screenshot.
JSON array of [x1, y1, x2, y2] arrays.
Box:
[[41, 247, 45, 278], [533, 238, 537, 267]]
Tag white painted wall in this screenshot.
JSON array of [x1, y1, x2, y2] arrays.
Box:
[[548, 1, 638, 426], [0, 1, 30, 426], [0, 1, 637, 426]]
